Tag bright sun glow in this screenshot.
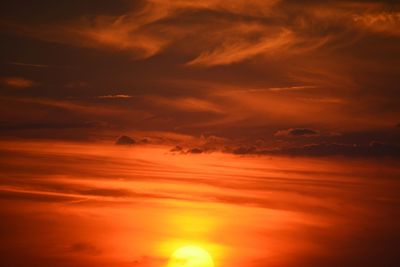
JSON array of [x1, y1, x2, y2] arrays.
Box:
[[167, 245, 215, 267]]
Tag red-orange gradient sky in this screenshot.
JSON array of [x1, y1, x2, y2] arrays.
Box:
[[1, 1, 400, 267]]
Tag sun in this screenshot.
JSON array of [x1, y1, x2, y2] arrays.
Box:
[[167, 245, 215, 267]]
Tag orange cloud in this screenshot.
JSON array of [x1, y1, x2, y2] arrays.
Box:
[[73, 16, 168, 58], [148, 0, 279, 16], [187, 28, 295, 66], [1, 77, 35, 88], [353, 12, 400, 36], [30, 14, 169, 59], [1, 0, 399, 143], [3, 0, 332, 65], [97, 94, 133, 99], [148, 96, 224, 114]]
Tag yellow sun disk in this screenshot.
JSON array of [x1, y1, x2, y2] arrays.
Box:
[[167, 245, 215, 267]]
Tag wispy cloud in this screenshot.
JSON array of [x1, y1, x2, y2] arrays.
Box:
[[97, 94, 133, 99], [230, 85, 318, 93], [148, 96, 224, 113], [187, 28, 295, 66], [268, 85, 318, 92], [8, 62, 49, 68], [1, 0, 399, 146], [353, 12, 400, 36], [7, 0, 394, 66], [0, 76, 36, 88]]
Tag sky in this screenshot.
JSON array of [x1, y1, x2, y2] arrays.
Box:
[[1, 0, 400, 266], [1, 141, 400, 267]]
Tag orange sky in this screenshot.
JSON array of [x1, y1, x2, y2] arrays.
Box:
[[1, 140, 400, 267], [1, 1, 400, 266]]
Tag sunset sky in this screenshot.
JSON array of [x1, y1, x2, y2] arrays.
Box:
[[1, 0, 400, 267]]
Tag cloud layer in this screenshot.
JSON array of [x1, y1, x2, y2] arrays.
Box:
[[0, 0, 399, 152]]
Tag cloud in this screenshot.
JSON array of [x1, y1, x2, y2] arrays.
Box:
[[0, 187, 80, 203], [170, 145, 183, 153], [78, 188, 133, 198], [7, 0, 389, 67], [97, 94, 133, 99], [353, 12, 400, 36], [0, 76, 35, 88], [5, 96, 129, 115], [229, 85, 318, 94], [232, 146, 257, 155], [148, 96, 224, 113], [187, 28, 295, 66], [115, 135, 136, 145], [0, 121, 107, 131], [268, 85, 318, 92], [73, 15, 167, 58], [187, 147, 204, 154], [69, 242, 101, 255], [267, 142, 400, 157], [9, 62, 49, 68], [275, 128, 319, 137], [1, 0, 400, 144], [52, 13, 169, 59], [170, 146, 215, 154], [180, 133, 400, 158], [149, 0, 279, 16]]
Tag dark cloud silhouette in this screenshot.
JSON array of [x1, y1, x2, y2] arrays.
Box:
[[187, 147, 203, 154], [164, 129, 400, 158], [232, 146, 257, 155], [69, 242, 101, 255], [260, 142, 400, 158], [139, 137, 150, 144], [275, 128, 319, 137], [115, 135, 135, 145], [170, 145, 183, 153]]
